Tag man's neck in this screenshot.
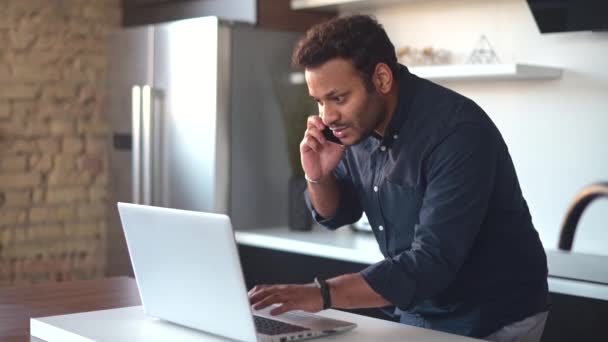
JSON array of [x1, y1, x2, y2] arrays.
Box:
[[374, 80, 400, 137]]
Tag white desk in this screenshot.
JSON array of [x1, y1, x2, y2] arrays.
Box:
[[31, 305, 483, 342]]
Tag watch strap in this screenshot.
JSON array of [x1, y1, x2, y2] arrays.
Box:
[[314, 277, 332, 310]]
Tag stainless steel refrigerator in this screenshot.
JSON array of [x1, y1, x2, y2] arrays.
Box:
[[106, 16, 301, 276]]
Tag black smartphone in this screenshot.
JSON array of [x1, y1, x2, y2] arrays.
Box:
[[323, 127, 343, 145]]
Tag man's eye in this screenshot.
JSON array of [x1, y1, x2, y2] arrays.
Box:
[[335, 96, 345, 104]]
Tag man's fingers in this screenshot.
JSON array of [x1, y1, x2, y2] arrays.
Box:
[[300, 136, 321, 153], [305, 127, 326, 145], [249, 285, 275, 304], [253, 293, 284, 311], [249, 285, 320, 315], [250, 285, 292, 306], [249, 289, 273, 304], [307, 115, 324, 131], [248, 285, 265, 296]]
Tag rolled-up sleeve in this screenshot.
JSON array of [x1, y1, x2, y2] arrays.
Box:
[[361, 120, 498, 309], [304, 160, 363, 230]]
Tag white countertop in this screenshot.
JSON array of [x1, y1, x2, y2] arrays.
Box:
[[235, 225, 608, 301], [236, 225, 382, 264], [31, 305, 483, 342]]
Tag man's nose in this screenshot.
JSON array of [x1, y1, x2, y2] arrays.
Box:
[[320, 105, 339, 127]]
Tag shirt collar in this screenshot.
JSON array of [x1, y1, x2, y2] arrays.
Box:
[[376, 64, 417, 148]]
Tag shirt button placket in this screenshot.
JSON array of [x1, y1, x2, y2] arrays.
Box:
[[372, 148, 388, 251]]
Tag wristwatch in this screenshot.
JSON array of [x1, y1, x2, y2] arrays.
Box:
[[313, 277, 332, 310]]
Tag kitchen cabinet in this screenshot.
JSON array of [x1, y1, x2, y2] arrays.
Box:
[[258, 0, 336, 32], [122, 0, 336, 32], [122, 0, 257, 26], [123, 0, 179, 7], [291, 0, 421, 11]]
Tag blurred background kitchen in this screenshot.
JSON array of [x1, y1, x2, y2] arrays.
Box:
[[0, 0, 332, 285], [0, 0, 607, 341]]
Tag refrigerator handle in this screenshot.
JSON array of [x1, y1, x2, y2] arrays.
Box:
[[131, 85, 142, 204], [141, 85, 153, 205], [151, 88, 166, 207]]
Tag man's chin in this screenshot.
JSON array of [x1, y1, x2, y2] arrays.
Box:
[[341, 133, 366, 146]]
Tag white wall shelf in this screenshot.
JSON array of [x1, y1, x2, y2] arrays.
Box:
[[409, 63, 563, 81], [291, 0, 421, 11]]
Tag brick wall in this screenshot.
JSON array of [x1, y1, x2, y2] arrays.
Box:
[[0, 0, 121, 286]]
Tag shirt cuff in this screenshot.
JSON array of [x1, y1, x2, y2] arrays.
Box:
[[304, 189, 343, 230], [360, 258, 417, 310], [303, 176, 363, 229]]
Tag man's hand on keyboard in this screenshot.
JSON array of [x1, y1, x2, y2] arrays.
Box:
[[248, 283, 323, 316]]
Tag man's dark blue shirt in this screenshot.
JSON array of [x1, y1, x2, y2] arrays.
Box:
[[305, 65, 548, 338]]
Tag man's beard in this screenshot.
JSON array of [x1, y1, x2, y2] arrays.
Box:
[[348, 93, 386, 146]]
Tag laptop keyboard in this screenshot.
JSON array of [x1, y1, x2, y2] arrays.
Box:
[[254, 315, 310, 336]]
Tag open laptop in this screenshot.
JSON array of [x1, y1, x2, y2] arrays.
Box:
[[117, 202, 357, 342]]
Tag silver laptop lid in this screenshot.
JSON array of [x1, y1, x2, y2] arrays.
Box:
[[117, 202, 258, 342]]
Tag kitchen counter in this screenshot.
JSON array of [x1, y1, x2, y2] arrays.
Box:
[[235, 225, 608, 301]]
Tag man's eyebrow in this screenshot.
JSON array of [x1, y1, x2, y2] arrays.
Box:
[[318, 89, 345, 99], [311, 89, 347, 100], [324, 89, 339, 98]]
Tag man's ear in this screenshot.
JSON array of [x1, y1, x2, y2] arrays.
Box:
[[373, 63, 393, 94]]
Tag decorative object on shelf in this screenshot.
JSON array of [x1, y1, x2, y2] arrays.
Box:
[[273, 70, 317, 231], [403, 35, 562, 82], [466, 34, 501, 64], [397, 45, 451, 66]]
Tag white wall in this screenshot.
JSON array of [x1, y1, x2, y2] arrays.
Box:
[[344, 0, 608, 255]]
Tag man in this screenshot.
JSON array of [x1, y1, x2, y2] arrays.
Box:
[[249, 15, 549, 342]]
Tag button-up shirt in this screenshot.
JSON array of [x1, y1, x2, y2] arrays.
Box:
[[305, 65, 548, 338]]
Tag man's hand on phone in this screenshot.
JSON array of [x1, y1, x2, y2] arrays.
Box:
[[300, 115, 345, 183]]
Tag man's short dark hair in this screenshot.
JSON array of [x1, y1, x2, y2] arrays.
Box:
[[292, 15, 399, 90]]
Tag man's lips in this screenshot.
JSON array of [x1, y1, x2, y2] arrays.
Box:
[[331, 127, 347, 138]]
